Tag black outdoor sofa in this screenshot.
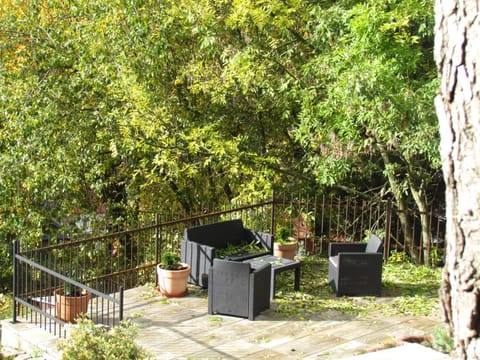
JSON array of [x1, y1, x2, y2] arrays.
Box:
[[180, 219, 273, 288], [327, 234, 384, 296]]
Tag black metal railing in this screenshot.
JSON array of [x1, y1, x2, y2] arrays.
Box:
[[13, 241, 124, 338], [273, 194, 445, 265]]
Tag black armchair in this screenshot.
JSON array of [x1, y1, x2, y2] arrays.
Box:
[[328, 234, 383, 296], [208, 258, 271, 320], [181, 219, 273, 287]]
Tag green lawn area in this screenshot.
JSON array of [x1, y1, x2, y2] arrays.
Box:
[[272, 254, 442, 320]]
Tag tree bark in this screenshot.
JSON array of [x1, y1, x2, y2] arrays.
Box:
[[410, 184, 432, 266], [378, 145, 419, 263], [434, 1, 480, 358]]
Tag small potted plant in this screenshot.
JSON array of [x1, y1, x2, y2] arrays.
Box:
[[274, 226, 298, 260], [55, 278, 90, 323], [156, 252, 191, 297]]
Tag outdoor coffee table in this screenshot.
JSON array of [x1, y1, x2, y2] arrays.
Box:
[[243, 254, 301, 301]]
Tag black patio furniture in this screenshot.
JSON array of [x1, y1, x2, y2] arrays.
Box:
[[208, 258, 271, 320], [181, 219, 273, 287], [328, 234, 383, 296], [243, 254, 301, 301]]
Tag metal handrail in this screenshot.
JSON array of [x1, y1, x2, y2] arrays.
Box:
[[13, 241, 124, 338]]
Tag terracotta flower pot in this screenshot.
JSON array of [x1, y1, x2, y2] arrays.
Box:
[[273, 242, 298, 260], [54, 288, 90, 323], [157, 263, 191, 297]]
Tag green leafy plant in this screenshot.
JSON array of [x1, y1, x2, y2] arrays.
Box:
[[431, 327, 454, 354], [58, 318, 152, 360], [0, 293, 13, 320], [215, 242, 268, 259], [159, 252, 183, 271], [388, 250, 410, 264], [275, 226, 295, 244]]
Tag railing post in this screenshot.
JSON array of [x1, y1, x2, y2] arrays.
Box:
[[119, 286, 124, 322], [270, 190, 276, 236], [12, 240, 18, 323], [155, 214, 160, 265], [385, 199, 392, 263]]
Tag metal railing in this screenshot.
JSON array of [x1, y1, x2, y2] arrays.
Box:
[[13, 241, 124, 338], [273, 194, 445, 265]]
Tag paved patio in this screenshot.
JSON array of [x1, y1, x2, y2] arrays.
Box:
[[125, 285, 449, 359], [1, 284, 450, 359]]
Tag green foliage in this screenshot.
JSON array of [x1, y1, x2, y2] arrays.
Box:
[[273, 256, 441, 319], [215, 242, 268, 259], [0, 0, 441, 279], [58, 319, 152, 360], [275, 226, 295, 244], [292, 0, 441, 264], [0, 243, 12, 292], [388, 250, 410, 264], [159, 252, 182, 271], [431, 327, 454, 354], [0, 293, 13, 320]]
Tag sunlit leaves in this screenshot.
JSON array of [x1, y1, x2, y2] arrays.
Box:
[[295, 0, 439, 200], [0, 0, 441, 251]]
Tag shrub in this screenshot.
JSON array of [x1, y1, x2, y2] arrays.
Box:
[[58, 319, 152, 360], [431, 327, 454, 354]]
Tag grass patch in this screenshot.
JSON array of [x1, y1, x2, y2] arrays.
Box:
[[272, 255, 441, 319]]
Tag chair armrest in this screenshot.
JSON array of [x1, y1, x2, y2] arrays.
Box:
[[245, 229, 273, 252], [337, 252, 383, 269], [250, 262, 271, 274], [329, 242, 367, 256], [181, 239, 216, 287]]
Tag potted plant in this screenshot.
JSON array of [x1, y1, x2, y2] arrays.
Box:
[[156, 252, 191, 297], [274, 226, 298, 260], [55, 279, 90, 323]]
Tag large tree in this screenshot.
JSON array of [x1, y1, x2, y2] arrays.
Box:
[[434, 0, 480, 358], [295, 0, 441, 263], [0, 0, 313, 245]]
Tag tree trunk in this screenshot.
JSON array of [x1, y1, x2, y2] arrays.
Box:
[[378, 145, 420, 263], [410, 185, 432, 266], [434, 1, 480, 358]]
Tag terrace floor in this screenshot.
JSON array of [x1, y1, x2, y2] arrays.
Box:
[[2, 284, 450, 359]]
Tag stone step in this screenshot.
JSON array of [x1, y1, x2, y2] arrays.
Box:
[[1, 320, 60, 360]]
